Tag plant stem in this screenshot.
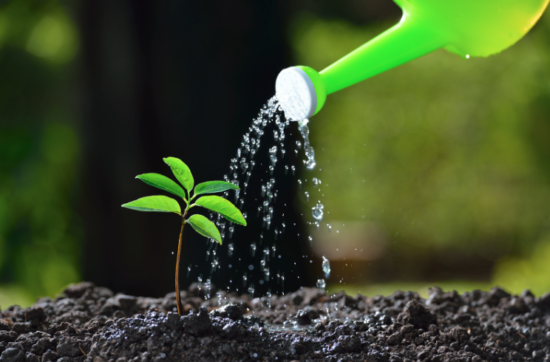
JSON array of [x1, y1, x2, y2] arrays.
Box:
[[175, 216, 186, 315]]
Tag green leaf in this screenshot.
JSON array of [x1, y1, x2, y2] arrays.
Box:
[[194, 195, 247, 226], [194, 181, 240, 196], [163, 157, 194, 191], [187, 214, 222, 244], [122, 195, 181, 214], [136, 173, 187, 199]]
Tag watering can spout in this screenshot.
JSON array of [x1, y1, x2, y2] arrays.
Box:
[[276, 0, 550, 121]]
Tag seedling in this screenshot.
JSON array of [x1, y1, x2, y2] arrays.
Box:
[[122, 157, 246, 315]]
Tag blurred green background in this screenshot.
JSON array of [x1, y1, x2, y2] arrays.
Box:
[[1, 0, 550, 308], [0, 0, 80, 308], [298, 10, 550, 297]]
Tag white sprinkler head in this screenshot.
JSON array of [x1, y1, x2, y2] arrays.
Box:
[[275, 67, 317, 121]]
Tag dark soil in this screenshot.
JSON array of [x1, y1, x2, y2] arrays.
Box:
[[1, 283, 550, 362]]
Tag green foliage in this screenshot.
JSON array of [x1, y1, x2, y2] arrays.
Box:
[[187, 215, 222, 244], [122, 157, 245, 244], [195, 195, 247, 226], [194, 181, 240, 196], [136, 173, 186, 199], [122, 196, 182, 214], [163, 157, 194, 192]]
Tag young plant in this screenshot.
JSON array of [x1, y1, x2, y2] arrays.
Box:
[[121, 157, 246, 315]]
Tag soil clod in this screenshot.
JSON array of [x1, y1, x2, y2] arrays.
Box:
[[396, 300, 437, 330]]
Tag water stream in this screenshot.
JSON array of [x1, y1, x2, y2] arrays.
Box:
[[193, 96, 331, 300]]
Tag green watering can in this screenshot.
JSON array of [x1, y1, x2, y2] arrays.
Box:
[[276, 0, 550, 121]]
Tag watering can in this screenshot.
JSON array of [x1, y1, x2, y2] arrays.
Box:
[[276, 0, 550, 121]]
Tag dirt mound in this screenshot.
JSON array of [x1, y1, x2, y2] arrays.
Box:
[[1, 283, 549, 361]]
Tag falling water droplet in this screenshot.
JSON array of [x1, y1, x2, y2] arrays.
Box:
[[312, 202, 324, 221], [204, 279, 212, 300], [313, 177, 321, 188], [250, 243, 257, 257], [211, 259, 219, 274], [298, 119, 316, 170], [304, 191, 309, 202], [322, 256, 331, 279], [316, 279, 326, 289]]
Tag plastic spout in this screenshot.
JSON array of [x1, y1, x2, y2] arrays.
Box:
[[275, 66, 326, 121]]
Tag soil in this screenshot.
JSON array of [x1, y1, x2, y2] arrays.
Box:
[[1, 282, 549, 362]]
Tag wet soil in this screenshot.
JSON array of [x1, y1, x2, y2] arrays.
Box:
[[1, 282, 549, 362]]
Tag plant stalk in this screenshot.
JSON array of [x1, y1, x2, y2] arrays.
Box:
[[175, 217, 186, 315]]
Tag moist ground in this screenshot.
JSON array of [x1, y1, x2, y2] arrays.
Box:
[[1, 282, 549, 362]]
